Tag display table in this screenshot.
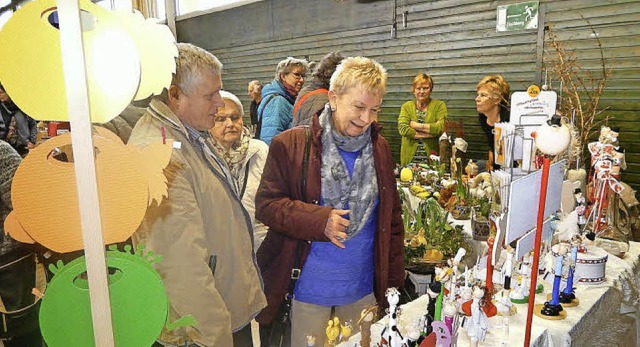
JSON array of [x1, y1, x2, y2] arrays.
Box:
[[337, 241, 640, 347]]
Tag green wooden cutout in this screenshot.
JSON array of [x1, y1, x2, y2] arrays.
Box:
[[40, 245, 195, 347]]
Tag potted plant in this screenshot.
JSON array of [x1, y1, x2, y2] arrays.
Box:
[[471, 196, 492, 241], [403, 197, 471, 274], [443, 160, 472, 220]]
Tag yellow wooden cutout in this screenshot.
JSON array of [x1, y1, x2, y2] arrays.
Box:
[[3, 211, 36, 244], [9, 127, 172, 253], [527, 85, 541, 98], [113, 10, 177, 100], [0, 0, 140, 123]]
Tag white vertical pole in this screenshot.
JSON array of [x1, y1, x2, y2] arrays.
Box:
[[57, 1, 115, 346], [165, 0, 177, 38]]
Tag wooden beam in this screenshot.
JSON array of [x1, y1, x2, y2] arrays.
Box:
[[57, 1, 115, 346]]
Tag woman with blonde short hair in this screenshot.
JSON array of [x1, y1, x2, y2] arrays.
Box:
[[475, 74, 510, 170], [255, 57, 405, 346]]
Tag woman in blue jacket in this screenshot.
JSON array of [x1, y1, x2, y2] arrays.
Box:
[[257, 57, 309, 145]]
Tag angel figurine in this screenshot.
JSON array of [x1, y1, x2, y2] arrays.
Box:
[[510, 253, 532, 304], [467, 285, 489, 347]]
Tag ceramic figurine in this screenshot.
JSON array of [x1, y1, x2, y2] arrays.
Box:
[[443, 299, 458, 336], [380, 288, 405, 347], [597, 126, 614, 144], [609, 126, 620, 142], [440, 132, 452, 171], [340, 321, 353, 342], [495, 289, 515, 316], [326, 317, 341, 347], [495, 290, 513, 343], [587, 125, 629, 257], [559, 236, 581, 304], [434, 267, 449, 321], [458, 266, 473, 307], [568, 167, 587, 201], [465, 159, 479, 178], [466, 285, 489, 347], [612, 146, 626, 176], [405, 319, 421, 346], [541, 243, 569, 317], [501, 249, 514, 290], [306, 334, 316, 347], [424, 281, 441, 337], [445, 248, 466, 300], [574, 188, 587, 227], [431, 320, 453, 347], [451, 137, 468, 177], [458, 286, 472, 309], [510, 254, 532, 304]]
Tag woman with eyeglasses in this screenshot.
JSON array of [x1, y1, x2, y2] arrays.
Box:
[[475, 75, 510, 171], [209, 91, 269, 250], [257, 57, 309, 145], [255, 57, 405, 346], [397, 73, 448, 166]]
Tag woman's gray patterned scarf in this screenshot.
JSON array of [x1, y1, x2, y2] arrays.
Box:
[[320, 105, 378, 241]]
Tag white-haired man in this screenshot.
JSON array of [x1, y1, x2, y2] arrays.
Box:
[[129, 43, 266, 347]]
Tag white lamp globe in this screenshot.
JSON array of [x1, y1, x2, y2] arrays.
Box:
[[535, 115, 571, 156]]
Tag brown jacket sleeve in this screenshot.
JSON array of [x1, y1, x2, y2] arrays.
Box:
[[388, 179, 406, 288], [379, 137, 406, 288], [255, 130, 332, 242]]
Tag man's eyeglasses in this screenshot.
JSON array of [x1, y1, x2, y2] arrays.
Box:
[[289, 72, 306, 80], [415, 87, 431, 92]]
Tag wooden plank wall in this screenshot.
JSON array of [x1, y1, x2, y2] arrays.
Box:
[[543, 0, 640, 188], [176, 0, 640, 191]]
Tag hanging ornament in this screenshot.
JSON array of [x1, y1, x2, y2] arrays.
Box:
[[535, 115, 571, 156]]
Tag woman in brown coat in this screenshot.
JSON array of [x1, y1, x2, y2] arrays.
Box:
[[255, 56, 405, 346]]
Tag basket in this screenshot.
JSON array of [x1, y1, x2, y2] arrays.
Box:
[[471, 208, 490, 241], [406, 257, 447, 275]]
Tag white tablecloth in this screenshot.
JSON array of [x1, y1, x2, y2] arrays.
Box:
[[338, 241, 640, 347]]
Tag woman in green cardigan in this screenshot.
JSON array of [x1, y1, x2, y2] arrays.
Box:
[[397, 73, 448, 166]]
